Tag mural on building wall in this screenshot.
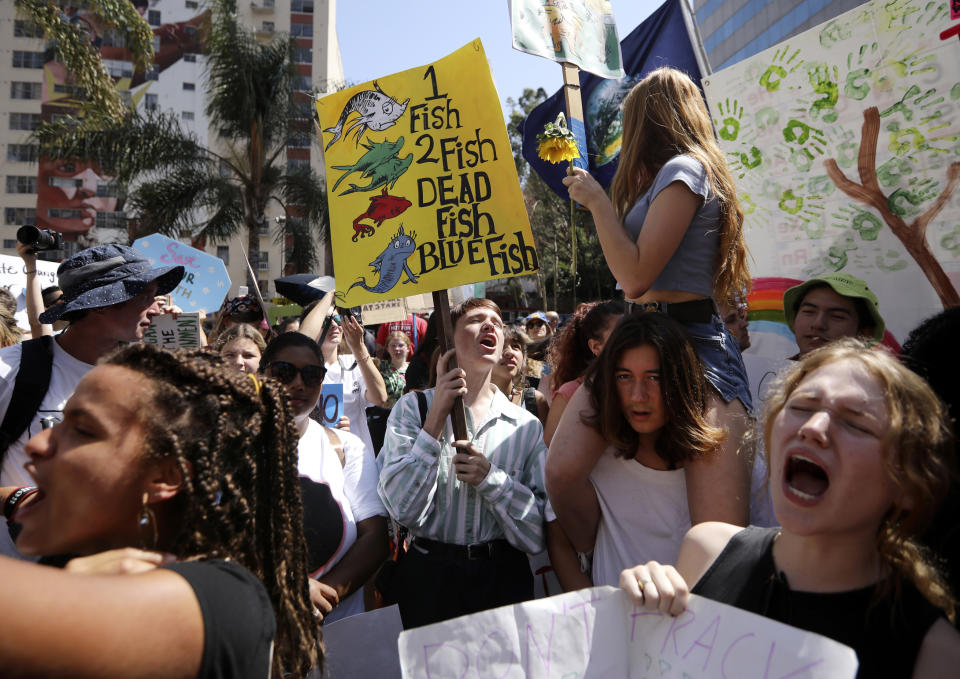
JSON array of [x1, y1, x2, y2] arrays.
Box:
[[35, 1, 207, 238], [702, 0, 960, 349]]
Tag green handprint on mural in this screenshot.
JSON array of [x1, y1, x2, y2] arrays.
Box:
[[759, 45, 803, 92], [739, 146, 762, 169], [819, 19, 852, 48], [852, 211, 883, 241], [779, 189, 804, 214], [941, 225, 960, 254], [715, 98, 744, 141], [885, 121, 956, 156], [808, 175, 836, 198], [783, 119, 826, 172], [876, 250, 908, 272], [952, 83, 960, 101], [843, 42, 878, 101], [755, 106, 780, 131], [807, 63, 840, 121], [826, 234, 858, 271], [876, 156, 914, 187], [891, 50, 936, 80], [888, 177, 939, 217], [739, 192, 756, 216]]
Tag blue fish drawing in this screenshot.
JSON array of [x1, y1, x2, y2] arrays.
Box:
[[349, 226, 419, 294]]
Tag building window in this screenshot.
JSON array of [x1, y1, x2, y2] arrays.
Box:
[[183, 82, 195, 91], [287, 133, 311, 148], [146, 66, 159, 81], [287, 158, 310, 171], [147, 10, 161, 26], [95, 211, 127, 229], [11, 82, 42, 99], [145, 93, 158, 111], [102, 29, 126, 48], [5, 207, 36, 226], [7, 144, 39, 162], [293, 48, 312, 64], [261, 22, 275, 32], [217, 245, 229, 265], [290, 23, 313, 38], [291, 0, 313, 12], [185, 0, 198, 7], [296, 75, 312, 90], [12, 51, 45, 68], [6, 176, 38, 194], [97, 181, 119, 198], [184, 53, 197, 62], [102, 59, 134, 78], [182, 111, 195, 120], [14, 20, 44, 38], [3, 240, 17, 250], [48, 208, 84, 219], [10, 113, 42, 131]]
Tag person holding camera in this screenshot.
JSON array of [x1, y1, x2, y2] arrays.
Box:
[[0, 244, 184, 559]]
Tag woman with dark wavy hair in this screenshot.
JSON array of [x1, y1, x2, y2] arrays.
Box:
[[546, 313, 724, 587], [0, 344, 319, 678], [621, 339, 960, 678]]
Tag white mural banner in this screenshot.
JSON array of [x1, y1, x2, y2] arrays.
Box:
[[701, 0, 960, 360], [398, 586, 857, 678]]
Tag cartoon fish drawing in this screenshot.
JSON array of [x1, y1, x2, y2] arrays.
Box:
[[339, 154, 413, 196], [351, 189, 411, 242], [323, 82, 409, 151], [349, 226, 419, 294], [330, 136, 405, 193]]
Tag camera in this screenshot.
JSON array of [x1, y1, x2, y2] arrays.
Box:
[[16, 226, 63, 252]]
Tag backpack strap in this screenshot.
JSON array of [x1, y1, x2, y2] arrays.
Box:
[[0, 336, 55, 459], [415, 390, 429, 428], [522, 387, 538, 417], [322, 425, 346, 468]]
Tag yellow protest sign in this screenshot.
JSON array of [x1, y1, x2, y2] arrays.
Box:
[[316, 39, 537, 307]]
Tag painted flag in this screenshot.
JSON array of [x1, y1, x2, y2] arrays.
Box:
[[521, 0, 704, 200]]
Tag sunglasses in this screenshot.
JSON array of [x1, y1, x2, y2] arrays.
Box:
[[266, 361, 326, 388], [322, 314, 343, 328]]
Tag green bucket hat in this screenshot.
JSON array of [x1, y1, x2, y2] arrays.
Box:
[[783, 273, 885, 342]]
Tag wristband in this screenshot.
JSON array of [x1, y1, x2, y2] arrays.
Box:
[[4, 486, 38, 520], [24, 269, 36, 274]]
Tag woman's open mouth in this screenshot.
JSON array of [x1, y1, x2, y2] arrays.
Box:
[[783, 453, 830, 505]]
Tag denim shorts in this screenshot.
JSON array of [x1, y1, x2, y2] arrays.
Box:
[[682, 314, 753, 413]]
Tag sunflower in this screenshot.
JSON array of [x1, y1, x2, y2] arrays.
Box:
[[536, 113, 580, 164]]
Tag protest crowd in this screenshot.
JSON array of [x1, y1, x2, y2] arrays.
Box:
[[2, 66, 960, 679]]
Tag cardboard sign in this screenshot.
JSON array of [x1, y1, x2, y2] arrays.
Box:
[[142, 312, 204, 349], [319, 383, 343, 426], [511, 0, 625, 79], [0, 254, 60, 330], [398, 587, 858, 678], [361, 297, 408, 325], [133, 234, 230, 313], [316, 40, 538, 308]]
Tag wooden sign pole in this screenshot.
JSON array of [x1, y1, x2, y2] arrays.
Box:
[[432, 289, 468, 441], [561, 63, 583, 307]]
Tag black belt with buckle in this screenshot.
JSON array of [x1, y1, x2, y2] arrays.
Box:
[[628, 297, 716, 324], [412, 537, 512, 561]]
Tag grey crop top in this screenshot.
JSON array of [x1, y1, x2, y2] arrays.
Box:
[[623, 155, 720, 297]]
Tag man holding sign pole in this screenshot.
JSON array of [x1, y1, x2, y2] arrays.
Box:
[[378, 298, 548, 628]]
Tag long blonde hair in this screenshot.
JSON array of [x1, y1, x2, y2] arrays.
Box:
[[610, 67, 750, 305], [762, 339, 956, 621]]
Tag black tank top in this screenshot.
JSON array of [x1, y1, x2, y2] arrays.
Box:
[[692, 526, 943, 679]]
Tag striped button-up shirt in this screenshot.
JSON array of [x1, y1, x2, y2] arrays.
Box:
[[377, 387, 547, 554]]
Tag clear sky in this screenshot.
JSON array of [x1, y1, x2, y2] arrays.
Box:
[[336, 0, 664, 116]]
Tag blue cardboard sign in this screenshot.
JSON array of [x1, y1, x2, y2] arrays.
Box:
[[132, 234, 231, 313], [319, 383, 344, 426]]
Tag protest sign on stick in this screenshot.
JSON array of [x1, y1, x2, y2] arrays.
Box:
[[316, 39, 538, 310], [132, 234, 230, 313], [398, 586, 858, 678]]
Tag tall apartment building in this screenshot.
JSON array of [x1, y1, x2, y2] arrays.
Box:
[[693, 0, 865, 71], [0, 0, 343, 296]]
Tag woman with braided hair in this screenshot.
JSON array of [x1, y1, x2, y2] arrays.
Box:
[[0, 343, 319, 678]]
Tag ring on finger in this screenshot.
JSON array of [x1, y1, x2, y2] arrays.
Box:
[[638, 578, 651, 591]]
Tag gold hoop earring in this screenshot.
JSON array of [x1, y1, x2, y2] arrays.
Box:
[[138, 493, 158, 550]]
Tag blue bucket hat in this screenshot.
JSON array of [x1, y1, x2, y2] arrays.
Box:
[[39, 244, 185, 324]]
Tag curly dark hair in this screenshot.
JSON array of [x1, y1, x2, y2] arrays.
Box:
[[547, 300, 624, 394], [103, 343, 320, 677], [582, 312, 724, 466]]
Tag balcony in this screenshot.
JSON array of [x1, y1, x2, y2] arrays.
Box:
[[250, 0, 275, 11]]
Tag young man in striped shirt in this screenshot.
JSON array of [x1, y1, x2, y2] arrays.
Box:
[[378, 298, 548, 628]]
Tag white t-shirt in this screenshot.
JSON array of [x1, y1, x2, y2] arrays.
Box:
[[323, 356, 375, 458], [590, 448, 691, 587], [298, 418, 384, 621], [0, 338, 93, 558]]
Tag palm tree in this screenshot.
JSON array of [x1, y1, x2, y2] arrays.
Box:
[[36, 0, 329, 282]]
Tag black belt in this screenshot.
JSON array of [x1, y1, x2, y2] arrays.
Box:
[[627, 297, 716, 323], [412, 537, 513, 561]]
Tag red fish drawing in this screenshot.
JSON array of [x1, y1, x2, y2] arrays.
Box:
[[352, 189, 412, 242]]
